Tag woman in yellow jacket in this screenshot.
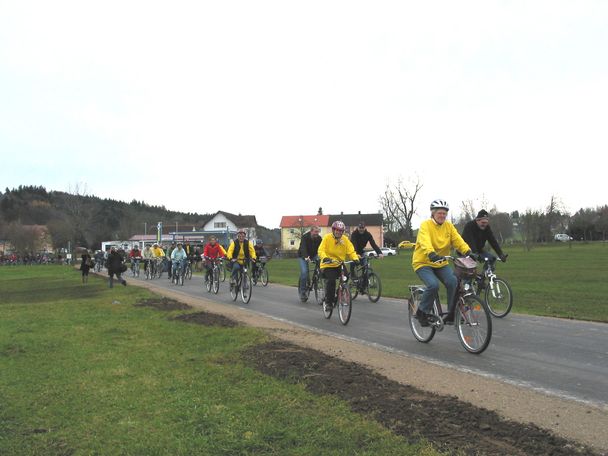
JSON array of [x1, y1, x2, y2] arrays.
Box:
[[318, 221, 359, 307], [226, 229, 257, 286], [412, 199, 472, 326]]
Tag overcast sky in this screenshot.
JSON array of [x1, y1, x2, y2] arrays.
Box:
[[1, 1, 606, 228]]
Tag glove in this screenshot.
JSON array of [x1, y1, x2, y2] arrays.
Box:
[[428, 252, 445, 263], [499, 254, 508, 262], [322, 257, 333, 264], [230, 258, 236, 263], [465, 251, 479, 261]]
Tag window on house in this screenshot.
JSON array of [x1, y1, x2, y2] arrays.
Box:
[[290, 240, 295, 246], [290, 229, 295, 234], [214, 222, 226, 229]]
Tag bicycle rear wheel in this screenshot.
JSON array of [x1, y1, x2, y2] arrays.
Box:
[[241, 272, 252, 304], [484, 277, 513, 318], [408, 295, 437, 343], [186, 266, 192, 280], [366, 272, 381, 303], [220, 263, 226, 282], [338, 285, 352, 325], [456, 295, 492, 354]]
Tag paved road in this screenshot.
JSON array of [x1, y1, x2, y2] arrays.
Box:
[[133, 273, 608, 408]]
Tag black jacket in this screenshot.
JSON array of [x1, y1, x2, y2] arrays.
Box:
[[461, 220, 504, 256], [297, 231, 322, 259], [106, 251, 124, 274], [350, 229, 381, 256]]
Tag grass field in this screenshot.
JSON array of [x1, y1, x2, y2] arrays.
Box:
[[267, 242, 608, 322], [0, 266, 436, 455]]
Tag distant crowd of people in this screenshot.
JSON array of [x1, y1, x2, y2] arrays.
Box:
[[0, 252, 63, 265]]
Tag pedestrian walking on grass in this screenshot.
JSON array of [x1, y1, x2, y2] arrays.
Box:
[[80, 251, 92, 284], [105, 247, 127, 288]]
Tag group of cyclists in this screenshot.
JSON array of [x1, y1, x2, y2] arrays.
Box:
[[122, 230, 268, 289], [296, 199, 507, 327], [94, 199, 507, 325]]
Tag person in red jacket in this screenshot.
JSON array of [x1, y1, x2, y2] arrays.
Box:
[[203, 236, 226, 283]]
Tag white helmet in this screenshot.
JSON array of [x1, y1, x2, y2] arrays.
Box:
[[430, 199, 449, 211]]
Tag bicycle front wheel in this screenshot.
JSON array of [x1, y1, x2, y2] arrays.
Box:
[[187, 267, 192, 280], [205, 273, 212, 292], [260, 268, 268, 286], [220, 263, 226, 282], [315, 278, 325, 306], [230, 275, 238, 301], [212, 269, 219, 294], [408, 296, 437, 343], [338, 285, 352, 325], [456, 295, 492, 354], [241, 272, 252, 304], [366, 272, 381, 303], [484, 277, 513, 318]]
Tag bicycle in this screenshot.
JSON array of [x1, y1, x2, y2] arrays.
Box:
[[204, 257, 222, 294], [320, 260, 353, 325], [184, 260, 193, 280], [229, 260, 253, 304], [299, 259, 323, 304], [252, 256, 269, 286], [472, 256, 513, 318], [350, 256, 382, 303], [407, 256, 492, 354], [131, 258, 141, 277], [171, 260, 185, 286]]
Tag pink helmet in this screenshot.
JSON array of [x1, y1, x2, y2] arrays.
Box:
[[332, 220, 345, 232]]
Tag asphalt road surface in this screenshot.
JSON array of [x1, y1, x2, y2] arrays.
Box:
[[132, 272, 608, 408]]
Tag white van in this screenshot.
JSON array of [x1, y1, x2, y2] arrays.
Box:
[[554, 233, 573, 242]]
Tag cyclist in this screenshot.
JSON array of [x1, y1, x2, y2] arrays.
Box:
[[151, 243, 165, 276], [203, 236, 226, 283], [297, 225, 322, 300], [129, 245, 142, 275], [252, 240, 267, 278], [461, 209, 508, 276], [226, 229, 257, 290], [94, 250, 105, 270], [166, 242, 177, 280], [412, 199, 472, 326], [349, 221, 383, 279], [318, 221, 359, 308], [170, 243, 188, 280], [142, 244, 153, 273]]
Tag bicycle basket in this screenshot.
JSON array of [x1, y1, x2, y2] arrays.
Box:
[[453, 257, 477, 279]]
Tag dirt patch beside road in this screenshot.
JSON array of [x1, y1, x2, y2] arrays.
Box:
[[130, 280, 608, 454], [134, 297, 191, 311], [172, 311, 239, 327], [243, 340, 598, 455]]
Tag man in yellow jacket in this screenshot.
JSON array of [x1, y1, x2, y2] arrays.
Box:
[[226, 228, 257, 287], [318, 221, 359, 307], [412, 199, 472, 326]]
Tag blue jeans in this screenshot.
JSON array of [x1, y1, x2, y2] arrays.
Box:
[[172, 259, 185, 276], [231, 261, 243, 281], [298, 256, 318, 294], [415, 266, 458, 315]]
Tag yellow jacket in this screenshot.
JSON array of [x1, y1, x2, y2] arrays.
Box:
[[226, 240, 257, 265], [412, 219, 471, 271], [151, 246, 165, 258], [318, 233, 359, 269]]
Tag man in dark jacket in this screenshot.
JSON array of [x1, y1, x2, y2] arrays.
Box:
[[349, 222, 383, 276], [297, 226, 322, 300], [461, 210, 507, 271], [105, 247, 127, 288]]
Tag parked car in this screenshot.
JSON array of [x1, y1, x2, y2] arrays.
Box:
[[554, 233, 573, 242], [365, 247, 397, 257], [398, 240, 415, 249]]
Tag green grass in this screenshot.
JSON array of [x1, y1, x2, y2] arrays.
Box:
[[267, 243, 608, 322], [0, 266, 437, 455]]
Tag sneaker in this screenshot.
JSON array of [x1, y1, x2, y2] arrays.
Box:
[[443, 314, 454, 325], [415, 309, 430, 327]]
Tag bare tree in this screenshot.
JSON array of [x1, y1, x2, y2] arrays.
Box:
[[6, 223, 44, 254], [379, 177, 422, 239]]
